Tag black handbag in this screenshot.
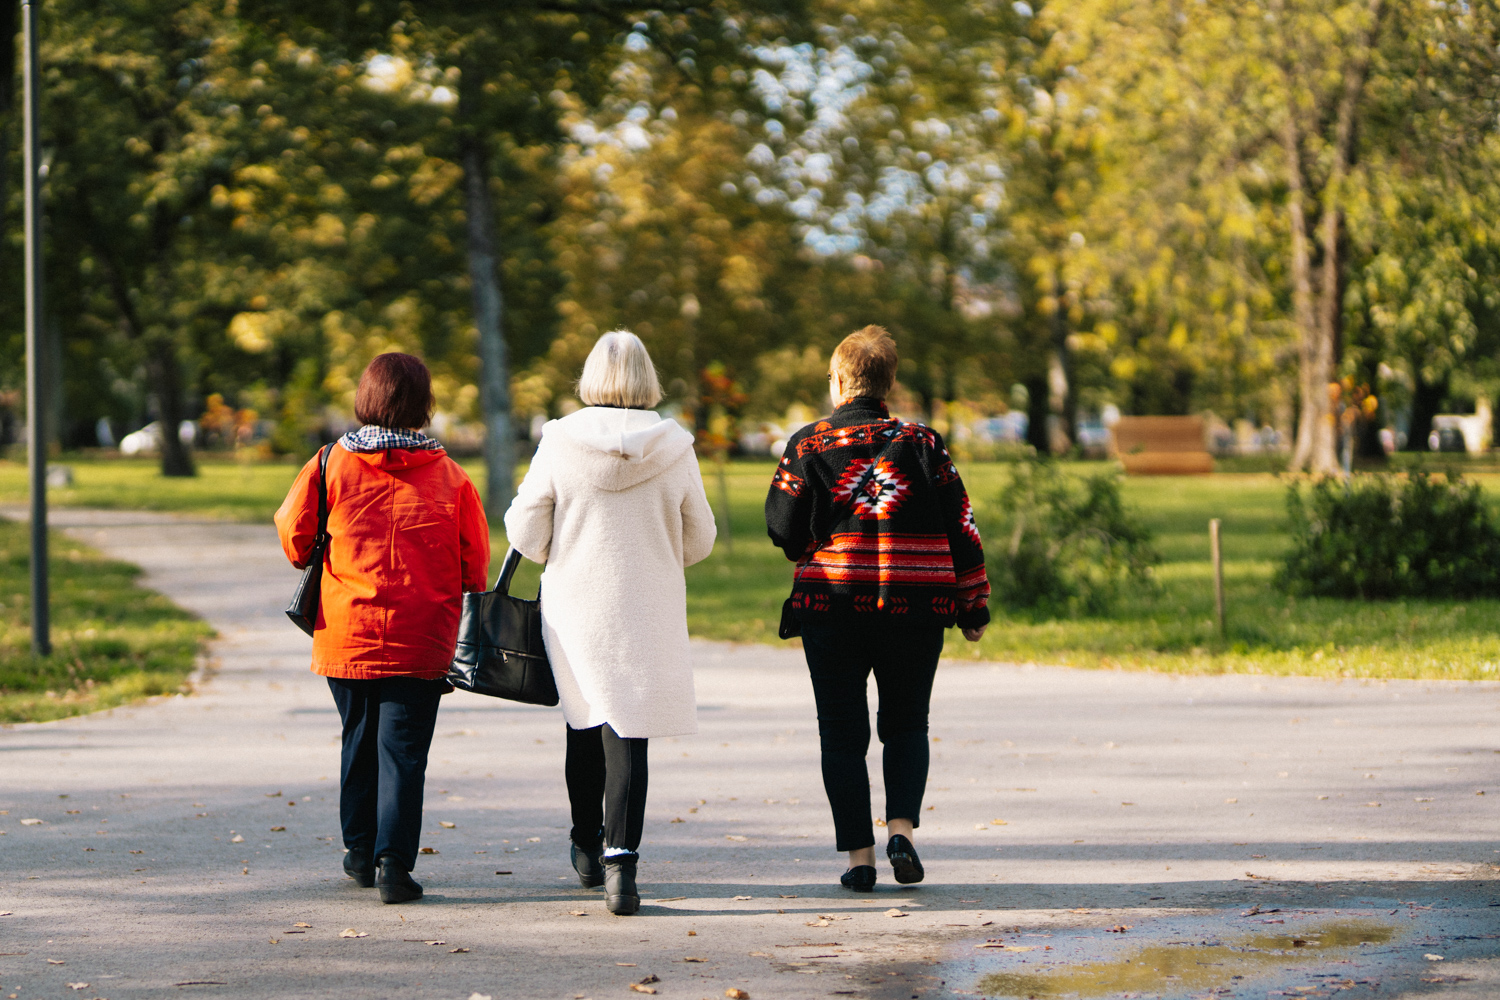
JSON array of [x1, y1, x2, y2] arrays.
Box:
[[445, 546, 559, 707], [285, 444, 333, 637]]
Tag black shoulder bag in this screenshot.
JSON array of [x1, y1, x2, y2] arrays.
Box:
[[445, 546, 559, 707], [285, 444, 332, 637]]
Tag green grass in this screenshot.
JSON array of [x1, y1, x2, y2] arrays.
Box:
[[0, 518, 215, 724], [6, 454, 1500, 683]]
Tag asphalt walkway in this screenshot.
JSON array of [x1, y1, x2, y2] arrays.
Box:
[[1, 510, 1497, 999]]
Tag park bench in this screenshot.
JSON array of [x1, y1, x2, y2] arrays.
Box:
[[1110, 415, 1214, 475]]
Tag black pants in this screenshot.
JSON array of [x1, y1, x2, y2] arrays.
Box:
[[801, 621, 944, 852], [565, 723, 649, 854], [327, 676, 444, 872]]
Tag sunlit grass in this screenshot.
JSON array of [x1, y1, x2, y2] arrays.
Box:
[[0, 518, 214, 724], [4, 454, 1499, 682]]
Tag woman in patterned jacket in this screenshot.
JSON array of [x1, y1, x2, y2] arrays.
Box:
[[764, 326, 990, 892]]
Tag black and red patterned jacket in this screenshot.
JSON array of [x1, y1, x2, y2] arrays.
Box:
[[764, 396, 990, 630]]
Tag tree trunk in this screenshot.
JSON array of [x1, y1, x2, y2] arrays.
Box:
[[1284, 112, 1335, 474], [1048, 263, 1075, 453], [147, 336, 195, 477], [1406, 368, 1447, 452], [1023, 373, 1049, 454], [460, 62, 513, 520]]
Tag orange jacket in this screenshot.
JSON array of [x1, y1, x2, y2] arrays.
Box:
[[274, 444, 490, 680]]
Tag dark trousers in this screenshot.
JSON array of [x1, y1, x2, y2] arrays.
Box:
[[327, 676, 444, 872], [565, 723, 649, 854], [801, 621, 944, 852]]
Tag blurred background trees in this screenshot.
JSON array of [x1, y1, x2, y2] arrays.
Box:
[[3, 0, 1500, 491]]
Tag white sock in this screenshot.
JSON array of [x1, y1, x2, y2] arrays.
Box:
[[603, 846, 634, 858]]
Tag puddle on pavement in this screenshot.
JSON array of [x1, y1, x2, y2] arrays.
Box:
[[959, 901, 1497, 999]]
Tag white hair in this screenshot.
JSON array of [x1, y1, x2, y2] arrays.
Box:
[[577, 330, 663, 409]]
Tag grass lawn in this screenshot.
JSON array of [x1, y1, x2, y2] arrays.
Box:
[[3, 454, 1498, 683], [0, 518, 214, 724]]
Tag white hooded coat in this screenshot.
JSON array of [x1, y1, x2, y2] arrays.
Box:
[[503, 407, 717, 738]]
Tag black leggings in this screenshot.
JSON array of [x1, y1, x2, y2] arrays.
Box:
[[801, 621, 944, 852], [565, 723, 649, 853]]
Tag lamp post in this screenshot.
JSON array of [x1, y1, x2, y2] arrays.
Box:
[[23, 0, 50, 656]]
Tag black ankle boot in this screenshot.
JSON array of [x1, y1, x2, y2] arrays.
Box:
[[886, 834, 924, 884], [840, 864, 877, 892], [603, 853, 640, 915], [343, 848, 375, 888], [376, 855, 423, 904], [571, 840, 605, 889]]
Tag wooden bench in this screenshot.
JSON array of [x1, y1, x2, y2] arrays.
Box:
[[1110, 416, 1214, 475]]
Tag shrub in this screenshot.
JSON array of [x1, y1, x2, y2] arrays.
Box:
[[1276, 471, 1500, 599], [985, 460, 1159, 617]]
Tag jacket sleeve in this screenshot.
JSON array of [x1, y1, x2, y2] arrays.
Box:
[[931, 434, 991, 630], [680, 453, 718, 567], [765, 437, 815, 561], [274, 452, 324, 570], [457, 474, 491, 593], [503, 436, 556, 564]]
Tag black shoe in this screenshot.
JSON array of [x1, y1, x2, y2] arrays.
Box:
[[604, 853, 640, 915], [886, 834, 924, 885], [376, 855, 423, 904], [840, 864, 877, 892], [572, 840, 605, 889], [343, 848, 375, 888]]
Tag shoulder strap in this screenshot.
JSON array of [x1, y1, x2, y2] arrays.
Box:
[[314, 444, 332, 542]]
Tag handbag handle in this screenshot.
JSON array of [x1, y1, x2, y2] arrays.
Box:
[[313, 444, 332, 546], [494, 546, 523, 594]]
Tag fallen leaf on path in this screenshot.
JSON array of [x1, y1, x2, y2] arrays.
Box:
[[66, 810, 80, 815], [1069, 908, 1091, 914], [129, 850, 143, 854], [732, 895, 752, 901], [725, 990, 750, 999], [974, 824, 987, 830], [616, 962, 637, 967], [816, 914, 851, 921], [991, 818, 1008, 825], [568, 910, 588, 916], [230, 835, 244, 843], [467, 993, 492, 1000], [628, 987, 655, 995], [419, 847, 438, 854], [527, 837, 541, 843], [778, 894, 798, 899], [47, 959, 66, 964], [269, 938, 279, 944], [66, 983, 88, 990], [806, 920, 831, 927], [1107, 925, 1131, 933], [1425, 954, 1444, 961], [636, 974, 660, 985], [686, 930, 696, 936], [1415, 797, 1434, 802], [684, 956, 707, 962], [449, 947, 469, 953], [21, 819, 43, 826], [1364, 802, 1381, 808], [293, 922, 311, 928], [874, 818, 886, 827], [266, 791, 281, 797], [670, 817, 684, 823], [269, 827, 285, 833], [725, 835, 748, 842], [494, 871, 513, 875], [439, 821, 456, 829], [0, 911, 10, 916], [886, 909, 907, 918], [339, 929, 367, 938], [1223, 798, 1237, 804]]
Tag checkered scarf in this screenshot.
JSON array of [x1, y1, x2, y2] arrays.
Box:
[[337, 425, 443, 453]]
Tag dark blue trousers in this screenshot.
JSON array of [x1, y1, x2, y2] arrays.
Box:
[[800, 621, 944, 852], [327, 676, 444, 872]]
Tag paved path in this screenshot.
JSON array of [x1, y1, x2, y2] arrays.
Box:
[[2, 510, 1498, 999]]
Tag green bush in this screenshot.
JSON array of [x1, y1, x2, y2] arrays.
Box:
[[984, 460, 1159, 617], [1276, 471, 1500, 599]]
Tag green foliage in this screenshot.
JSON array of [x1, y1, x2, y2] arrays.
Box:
[[0, 519, 213, 723], [1276, 472, 1500, 599], [984, 459, 1159, 617]]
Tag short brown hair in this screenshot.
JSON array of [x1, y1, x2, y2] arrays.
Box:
[[354, 353, 434, 429], [831, 325, 899, 399]]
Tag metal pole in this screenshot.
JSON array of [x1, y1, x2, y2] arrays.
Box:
[[1209, 518, 1225, 640], [23, 0, 50, 657]]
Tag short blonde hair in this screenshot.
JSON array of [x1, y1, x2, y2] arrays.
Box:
[[831, 325, 899, 399], [577, 330, 663, 409]]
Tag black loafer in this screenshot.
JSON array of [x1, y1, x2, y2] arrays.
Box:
[[604, 853, 640, 915], [572, 840, 605, 889], [840, 864, 877, 892], [376, 855, 423, 904], [343, 848, 375, 888], [886, 834, 924, 884]]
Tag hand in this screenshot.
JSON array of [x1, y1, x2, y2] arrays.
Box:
[[961, 626, 987, 642]]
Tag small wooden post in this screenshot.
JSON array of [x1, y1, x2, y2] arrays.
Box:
[[1210, 518, 1225, 638]]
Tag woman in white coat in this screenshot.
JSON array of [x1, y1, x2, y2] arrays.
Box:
[[505, 330, 716, 915]]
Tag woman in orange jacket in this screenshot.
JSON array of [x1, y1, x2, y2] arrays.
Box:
[[275, 353, 489, 903]]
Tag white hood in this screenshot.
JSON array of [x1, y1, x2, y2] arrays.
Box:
[[544, 407, 696, 492]]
